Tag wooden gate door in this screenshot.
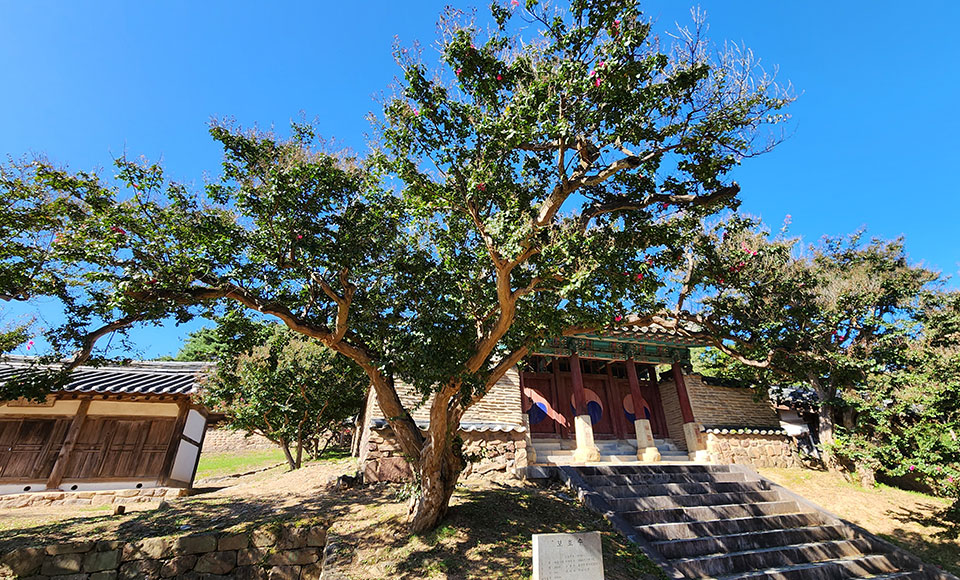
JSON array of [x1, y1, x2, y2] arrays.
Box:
[[521, 374, 566, 437], [639, 380, 669, 439], [0, 418, 70, 481], [581, 377, 618, 439], [64, 417, 177, 480]]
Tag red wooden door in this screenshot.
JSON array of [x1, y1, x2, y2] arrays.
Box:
[[640, 382, 668, 439], [521, 374, 566, 437], [609, 378, 637, 439], [579, 377, 618, 439]]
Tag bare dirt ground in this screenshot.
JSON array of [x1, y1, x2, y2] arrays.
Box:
[[0, 458, 355, 551], [0, 459, 662, 579], [759, 467, 960, 575]]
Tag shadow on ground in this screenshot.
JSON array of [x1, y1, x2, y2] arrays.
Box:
[[884, 504, 960, 575], [0, 485, 395, 553], [332, 481, 664, 580]]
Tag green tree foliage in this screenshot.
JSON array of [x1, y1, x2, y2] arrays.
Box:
[[0, 1, 790, 530], [201, 323, 367, 470], [172, 319, 274, 363], [172, 328, 225, 362], [0, 323, 30, 355], [687, 221, 959, 525]]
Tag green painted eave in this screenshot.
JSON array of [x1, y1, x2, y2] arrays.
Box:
[[533, 336, 692, 364]]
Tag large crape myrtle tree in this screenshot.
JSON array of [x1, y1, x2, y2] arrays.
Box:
[[0, 0, 790, 531]]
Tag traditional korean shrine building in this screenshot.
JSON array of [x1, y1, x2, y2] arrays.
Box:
[[0, 357, 211, 496], [359, 323, 799, 482]]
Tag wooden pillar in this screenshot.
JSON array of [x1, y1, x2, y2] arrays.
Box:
[[672, 362, 707, 461], [569, 354, 587, 416], [551, 356, 570, 439], [645, 364, 669, 438], [160, 399, 190, 487], [627, 359, 660, 462], [605, 363, 628, 439], [672, 363, 695, 424], [569, 354, 600, 463], [45, 398, 91, 490]]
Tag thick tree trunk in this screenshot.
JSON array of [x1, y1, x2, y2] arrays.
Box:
[[817, 405, 838, 466], [409, 433, 465, 533], [281, 440, 297, 470], [808, 373, 842, 469], [408, 384, 466, 533]]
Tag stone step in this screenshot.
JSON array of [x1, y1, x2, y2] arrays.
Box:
[[634, 512, 831, 541], [622, 501, 805, 526], [652, 524, 854, 559], [593, 480, 771, 499], [670, 538, 877, 577], [863, 572, 931, 580], [714, 553, 909, 579], [866, 573, 932, 580], [566, 465, 940, 579], [659, 450, 691, 458], [539, 454, 643, 464], [583, 471, 752, 487], [539, 457, 695, 466], [657, 439, 681, 451], [535, 448, 692, 464], [531, 440, 683, 455], [579, 464, 735, 474], [610, 490, 783, 511]]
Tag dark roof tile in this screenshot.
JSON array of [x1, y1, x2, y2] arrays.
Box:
[[0, 356, 211, 396]]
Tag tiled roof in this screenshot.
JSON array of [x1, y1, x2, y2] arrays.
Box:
[[576, 319, 709, 347], [701, 425, 788, 436], [0, 356, 212, 396]]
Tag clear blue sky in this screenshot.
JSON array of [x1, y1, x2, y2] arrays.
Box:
[[2, 1, 958, 358]]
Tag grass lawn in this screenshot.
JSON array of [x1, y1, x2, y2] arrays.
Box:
[[195, 447, 352, 480], [195, 447, 287, 480], [759, 467, 960, 575]]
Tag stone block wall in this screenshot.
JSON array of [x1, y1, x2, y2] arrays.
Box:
[[360, 427, 413, 483], [0, 487, 188, 510], [656, 379, 687, 451], [705, 431, 801, 468], [460, 430, 528, 479], [361, 426, 528, 483], [201, 428, 279, 454], [685, 375, 781, 428], [0, 522, 328, 579], [363, 368, 524, 428]]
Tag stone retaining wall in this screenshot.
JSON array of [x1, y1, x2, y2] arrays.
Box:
[[0, 487, 188, 510], [705, 432, 801, 468], [460, 430, 528, 479], [361, 426, 528, 483], [0, 522, 328, 579], [201, 428, 279, 454]]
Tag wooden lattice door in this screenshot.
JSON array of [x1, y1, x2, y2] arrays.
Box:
[[0, 418, 70, 481]]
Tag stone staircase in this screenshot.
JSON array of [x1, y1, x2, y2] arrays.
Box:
[[531, 437, 689, 464], [560, 464, 954, 579]]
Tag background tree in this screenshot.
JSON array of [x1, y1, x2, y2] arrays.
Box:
[[200, 322, 368, 470], [682, 221, 952, 480], [0, 0, 790, 531], [168, 327, 227, 362]]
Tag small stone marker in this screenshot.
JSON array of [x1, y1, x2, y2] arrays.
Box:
[[532, 531, 604, 580]]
